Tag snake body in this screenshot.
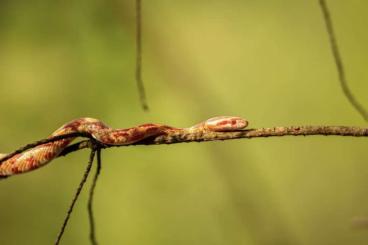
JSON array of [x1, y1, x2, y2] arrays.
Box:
[[0, 116, 248, 177]]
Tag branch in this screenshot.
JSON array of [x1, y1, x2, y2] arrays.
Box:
[[88, 148, 101, 245], [0, 132, 91, 164], [135, 0, 149, 111], [1, 125, 367, 166], [319, 0, 368, 121], [54, 149, 96, 245], [58, 125, 368, 157]]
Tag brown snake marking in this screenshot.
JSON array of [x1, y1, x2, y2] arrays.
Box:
[[0, 116, 248, 177]]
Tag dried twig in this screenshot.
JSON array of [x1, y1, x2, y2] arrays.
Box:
[[58, 125, 368, 157], [2, 125, 367, 244], [55, 149, 96, 245], [1, 126, 367, 167], [319, 0, 368, 121], [88, 148, 102, 245], [0, 132, 91, 164], [135, 0, 149, 111]]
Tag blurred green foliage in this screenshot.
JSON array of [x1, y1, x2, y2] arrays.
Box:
[[1, 1, 368, 244]]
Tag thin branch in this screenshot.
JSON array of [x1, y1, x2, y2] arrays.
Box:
[[1, 125, 367, 242], [88, 148, 102, 245], [1, 126, 368, 167], [55, 149, 96, 245], [0, 132, 91, 164], [58, 125, 368, 157], [135, 0, 149, 111], [319, 0, 368, 121]]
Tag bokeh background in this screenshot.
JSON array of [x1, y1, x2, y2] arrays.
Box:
[[1, 1, 368, 244]]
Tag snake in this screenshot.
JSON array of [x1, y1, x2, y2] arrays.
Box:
[[0, 116, 248, 177]]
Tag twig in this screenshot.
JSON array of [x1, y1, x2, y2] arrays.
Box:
[[54, 149, 96, 245], [319, 0, 368, 121], [1, 125, 368, 243], [0, 132, 91, 164], [88, 148, 102, 245], [135, 0, 149, 111], [2, 126, 368, 166], [58, 125, 368, 157]]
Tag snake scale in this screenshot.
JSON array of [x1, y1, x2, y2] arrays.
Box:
[[0, 116, 248, 177]]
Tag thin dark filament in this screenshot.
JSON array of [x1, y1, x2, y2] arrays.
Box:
[[88, 148, 102, 245], [136, 0, 149, 111], [319, 0, 368, 121], [55, 149, 96, 245], [0, 132, 91, 165]]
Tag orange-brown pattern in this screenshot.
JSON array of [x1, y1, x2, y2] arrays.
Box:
[[0, 116, 248, 177]]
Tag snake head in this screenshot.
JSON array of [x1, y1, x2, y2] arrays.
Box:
[[204, 116, 248, 132]]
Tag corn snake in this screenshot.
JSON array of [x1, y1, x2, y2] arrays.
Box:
[[0, 116, 248, 177]]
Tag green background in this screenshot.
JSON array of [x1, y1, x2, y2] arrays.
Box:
[[1, 1, 368, 244]]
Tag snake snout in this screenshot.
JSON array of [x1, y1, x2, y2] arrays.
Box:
[[230, 117, 248, 130]]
